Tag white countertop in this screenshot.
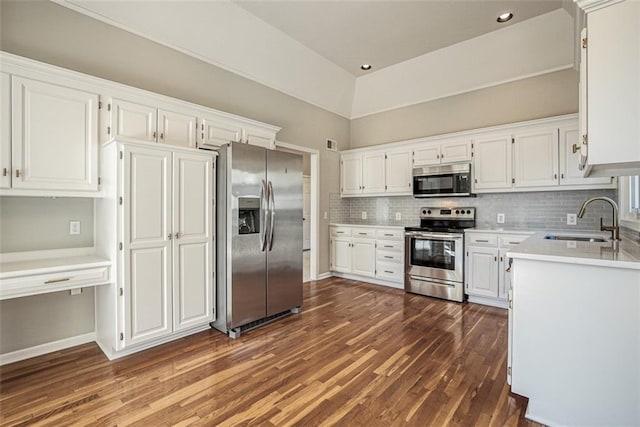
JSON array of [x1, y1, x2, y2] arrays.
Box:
[[465, 228, 535, 235], [330, 223, 404, 229], [507, 231, 640, 270], [0, 255, 111, 280]]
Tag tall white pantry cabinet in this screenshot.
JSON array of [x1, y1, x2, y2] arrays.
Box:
[[95, 140, 216, 359]]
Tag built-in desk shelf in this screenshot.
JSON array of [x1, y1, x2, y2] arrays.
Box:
[[0, 248, 111, 300]]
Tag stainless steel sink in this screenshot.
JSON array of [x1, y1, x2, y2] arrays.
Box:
[[543, 234, 608, 242]]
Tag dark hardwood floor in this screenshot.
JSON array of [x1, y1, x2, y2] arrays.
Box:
[[0, 278, 538, 426]]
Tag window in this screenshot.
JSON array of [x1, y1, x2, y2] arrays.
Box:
[[621, 176, 640, 231]]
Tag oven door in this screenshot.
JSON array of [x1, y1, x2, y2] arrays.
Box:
[[404, 232, 463, 283]]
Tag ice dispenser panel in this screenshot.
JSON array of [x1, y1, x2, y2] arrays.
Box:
[[238, 197, 260, 234]]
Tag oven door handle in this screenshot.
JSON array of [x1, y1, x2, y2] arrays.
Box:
[[405, 232, 463, 240]]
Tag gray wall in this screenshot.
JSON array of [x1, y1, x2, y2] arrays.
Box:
[[331, 189, 617, 231], [350, 69, 579, 148]]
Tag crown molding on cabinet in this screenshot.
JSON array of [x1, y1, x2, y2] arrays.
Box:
[[574, 0, 626, 13]]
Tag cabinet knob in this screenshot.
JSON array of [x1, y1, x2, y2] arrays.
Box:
[[160, 133, 164, 140], [175, 232, 179, 239], [572, 143, 581, 154], [168, 233, 173, 240], [2, 168, 7, 177]]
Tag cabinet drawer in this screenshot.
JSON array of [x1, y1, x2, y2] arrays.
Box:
[[376, 240, 403, 252], [1, 266, 110, 300], [376, 250, 403, 263], [499, 235, 531, 248], [375, 228, 404, 240], [331, 226, 352, 237], [466, 234, 498, 247], [376, 262, 404, 283], [351, 228, 376, 238]]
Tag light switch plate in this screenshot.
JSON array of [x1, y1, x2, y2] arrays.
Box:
[[69, 220, 81, 235], [497, 213, 505, 224], [395, 212, 402, 220], [567, 213, 577, 225], [361, 211, 367, 220], [323, 211, 328, 220]]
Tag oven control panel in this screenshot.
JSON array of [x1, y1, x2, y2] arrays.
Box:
[[420, 207, 475, 219]]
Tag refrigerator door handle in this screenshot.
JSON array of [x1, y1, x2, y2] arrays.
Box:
[[268, 180, 275, 251], [260, 179, 268, 251]]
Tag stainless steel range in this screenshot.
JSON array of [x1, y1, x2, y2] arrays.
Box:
[[405, 207, 476, 302]]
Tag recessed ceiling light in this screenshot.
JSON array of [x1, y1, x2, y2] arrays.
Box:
[[497, 12, 513, 23], [361, 64, 372, 71]]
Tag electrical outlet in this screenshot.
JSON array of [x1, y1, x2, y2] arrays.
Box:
[[69, 220, 81, 235], [395, 212, 402, 220], [497, 213, 505, 224], [70, 288, 82, 296], [361, 211, 367, 220], [567, 213, 577, 225]]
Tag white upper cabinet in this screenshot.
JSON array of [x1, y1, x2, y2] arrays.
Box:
[[0, 72, 10, 189], [413, 139, 471, 166], [158, 109, 197, 148], [512, 128, 559, 188], [10, 76, 99, 193], [579, 0, 640, 176], [199, 115, 243, 149], [112, 99, 157, 142], [559, 124, 611, 186], [473, 134, 513, 191], [362, 151, 385, 194], [111, 99, 197, 148], [385, 150, 412, 194], [242, 125, 276, 150], [341, 148, 412, 197]]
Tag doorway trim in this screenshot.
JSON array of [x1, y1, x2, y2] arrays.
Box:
[[275, 141, 319, 280]]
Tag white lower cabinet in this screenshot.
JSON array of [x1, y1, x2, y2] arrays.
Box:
[[465, 231, 531, 308], [96, 141, 215, 358], [330, 225, 404, 288]]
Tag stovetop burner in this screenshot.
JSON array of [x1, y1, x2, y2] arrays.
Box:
[[407, 206, 476, 232]]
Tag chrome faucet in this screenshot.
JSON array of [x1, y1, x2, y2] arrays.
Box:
[[577, 196, 620, 241]]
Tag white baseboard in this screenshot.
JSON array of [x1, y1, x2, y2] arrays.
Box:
[[315, 272, 333, 280], [331, 272, 404, 290], [467, 295, 508, 309], [0, 332, 96, 366]]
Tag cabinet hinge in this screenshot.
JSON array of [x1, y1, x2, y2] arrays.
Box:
[[119, 288, 123, 296], [107, 126, 111, 135], [119, 151, 123, 160], [120, 333, 124, 341], [471, 152, 474, 157], [98, 101, 102, 110], [512, 178, 515, 184], [385, 185, 387, 190], [119, 196, 123, 205], [108, 103, 111, 111], [511, 138, 515, 144], [119, 242, 123, 251], [98, 177, 101, 185], [508, 366, 512, 376], [384, 154, 387, 159], [582, 37, 587, 49], [213, 307, 215, 315], [582, 134, 588, 145]]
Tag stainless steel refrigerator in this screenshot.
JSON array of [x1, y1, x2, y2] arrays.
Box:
[[213, 142, 303, 338]]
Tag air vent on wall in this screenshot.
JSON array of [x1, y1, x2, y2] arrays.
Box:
[[326, 139, 337, 151]]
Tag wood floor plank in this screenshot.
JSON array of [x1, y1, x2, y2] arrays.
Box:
[[0, 277, 540, 426]]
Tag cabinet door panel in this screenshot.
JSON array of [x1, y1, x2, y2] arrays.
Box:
[[473, 135, 512, 191], [351, 238, 375, 277], [341, 154, 362, 195], [413, 144, 441, 166], [466, 247, 498, 298], [173, 152, 214, 330], [441, 140, 472, 163], [0, 72, 10, 189], [123, 145, 172, 347], [331, 237, 351, 273], [158, 109, 197, 148], [243, 126, 275, 149], [362, 152, 385, 194], [385, 150, 412, 194], [11, 76, 98, 191], [113, 99, 157, 142], [513, 128, 558, 188], [498, 248, 510, 300], [199, 116, 242, 148], [560, 126, 611, 186]]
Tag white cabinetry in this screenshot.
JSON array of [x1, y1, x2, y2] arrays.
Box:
[[5, 75, 99, 195], [473, 134, 513, 191], [197, 116, 277, 150], [340, 149, 411, 197], [413, 138, 472, 166], [578, 0, 640, 176], [465, 231, 531, 308], [559, 124, 612, 186], [0, 72, 10, 189], [513, 128, 559, 188], [96, 141, 215, 358], [111, 99, 197, 148], [330, 225, 404, 288]]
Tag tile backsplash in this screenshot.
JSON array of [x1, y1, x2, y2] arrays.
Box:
[[330, 189, 618, 231]]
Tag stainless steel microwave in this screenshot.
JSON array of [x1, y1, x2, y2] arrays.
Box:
[[412, 163, 473, 198]]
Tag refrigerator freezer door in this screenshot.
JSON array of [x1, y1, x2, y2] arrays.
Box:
[[266, 150, 303, 316], [230, 143, 267, 328]]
